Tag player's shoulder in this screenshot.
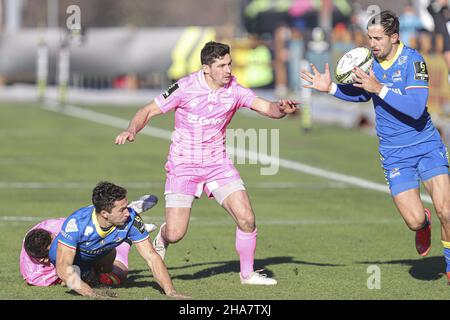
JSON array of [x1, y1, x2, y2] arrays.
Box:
[[403, 45, 425, 62], [161, 72, 200, 98], [128, 210, 147, 233], [63, 205, 94, 229], [178, 71, 202, 88], [32, 217, 66, 233], [228, 76, 252, 94]]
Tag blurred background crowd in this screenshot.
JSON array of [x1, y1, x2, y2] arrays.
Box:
[[0, 0, 449, 132]]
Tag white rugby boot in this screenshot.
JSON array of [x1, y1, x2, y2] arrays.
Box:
[[240, 270, 277, 285], [152, 223, 168, 260]]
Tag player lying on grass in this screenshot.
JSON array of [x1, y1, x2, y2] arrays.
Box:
[[22, 182, 188, 298], [20, 194, 157, 287]]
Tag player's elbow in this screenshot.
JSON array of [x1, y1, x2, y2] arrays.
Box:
[[411, 108, 426, 120], [359, 94, 372, 102], [411, 102, 427, 120]]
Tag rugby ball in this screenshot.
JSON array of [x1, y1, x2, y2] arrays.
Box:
[[335, 47, 374, 84]]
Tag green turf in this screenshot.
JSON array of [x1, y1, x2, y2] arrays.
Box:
[[0, 101, 447, 300]]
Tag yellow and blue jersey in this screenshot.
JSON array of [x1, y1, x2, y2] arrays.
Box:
[[48, 205, 149, 266], [332, 43, 437, 148], [331, 43, 449, 196]]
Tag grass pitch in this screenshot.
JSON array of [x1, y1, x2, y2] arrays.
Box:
[[1, 101, 448, 300]]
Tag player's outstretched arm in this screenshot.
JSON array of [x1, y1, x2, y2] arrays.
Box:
[[134, 238, 191, 299], [300, 63, 332, 92], [301, 63, 371, 103], [114, 101, 163, 145], [250, 97, 299, 119]]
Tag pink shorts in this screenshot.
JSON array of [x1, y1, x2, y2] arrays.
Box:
[[164, 161, 242, 198]]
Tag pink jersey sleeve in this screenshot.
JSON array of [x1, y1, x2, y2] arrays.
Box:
[[154, 81, 185, 113], [234, 84, 257, 109], [19, 218, 65, 286]]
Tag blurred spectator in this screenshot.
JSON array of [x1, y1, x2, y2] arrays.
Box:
[[305, 27, 330, 77], [426, 0, 450, 82], [399, 3, 424, 46], [244, 0, 291, 37], [347, 2, 369, 47], [288, 0, 317, 33], [331, 0, 353, 27]]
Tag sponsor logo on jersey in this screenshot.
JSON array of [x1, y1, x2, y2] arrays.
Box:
[[84, 226, 94, 236], [392, 70, 402, 82], [413, 61, 429, 81], [79, 247, 112, 255], [162, 83, 179, 99], [60, 231, 73, 241], [187, 113, 224, 126], [65, 219, 78, 233], [398, 56, 408, 65]]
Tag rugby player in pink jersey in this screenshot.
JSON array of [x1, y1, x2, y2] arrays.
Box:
[[19, 195, 158, 288], [115, 41, 298, 285]]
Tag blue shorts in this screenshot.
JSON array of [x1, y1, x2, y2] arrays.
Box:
[[380, 139, 449, 196]]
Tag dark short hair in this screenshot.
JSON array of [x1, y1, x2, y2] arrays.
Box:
[[24, 228, 52, 259], [200, 41, 230, 66], [92, 181, 127, 213], [367, 10, 400, 36]]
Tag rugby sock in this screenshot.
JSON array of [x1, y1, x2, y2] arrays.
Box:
[[235, 227, 257, 279], [99, 242, 131, 286], [420, 211, 430, 230], [442, 241, 450, 274]]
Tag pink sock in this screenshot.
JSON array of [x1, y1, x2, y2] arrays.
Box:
[[235, 227, 257, 279], [115, 241, 131, 269]]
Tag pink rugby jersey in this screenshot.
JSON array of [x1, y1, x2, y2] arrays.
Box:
[[154, 71, 256, 164], [20, 218, 66, 286]]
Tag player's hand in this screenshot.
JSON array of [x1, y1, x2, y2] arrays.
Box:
[[115, 130, 136, 145], [277, 99, 300, 114], [352, 67, 383, 94], [300, 63, 332, 92], [166, 290, 192, 299]]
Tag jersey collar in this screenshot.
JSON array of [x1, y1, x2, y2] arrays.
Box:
[[92, 208, 116, 238], [198, 70, 231, 92], [378, 42, 404, 70]]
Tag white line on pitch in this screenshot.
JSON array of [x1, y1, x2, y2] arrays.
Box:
[[0, 181, 349, 189], [41, 101, 433, 204], [0, 215, 401, 226]]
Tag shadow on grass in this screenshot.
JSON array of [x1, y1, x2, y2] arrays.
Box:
[[356, 256, 446, 281], [122, 256, 344, 288]]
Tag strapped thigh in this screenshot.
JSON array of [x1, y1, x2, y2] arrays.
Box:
[[212, 179, 246, 205], [165, 194, 195, 208]]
